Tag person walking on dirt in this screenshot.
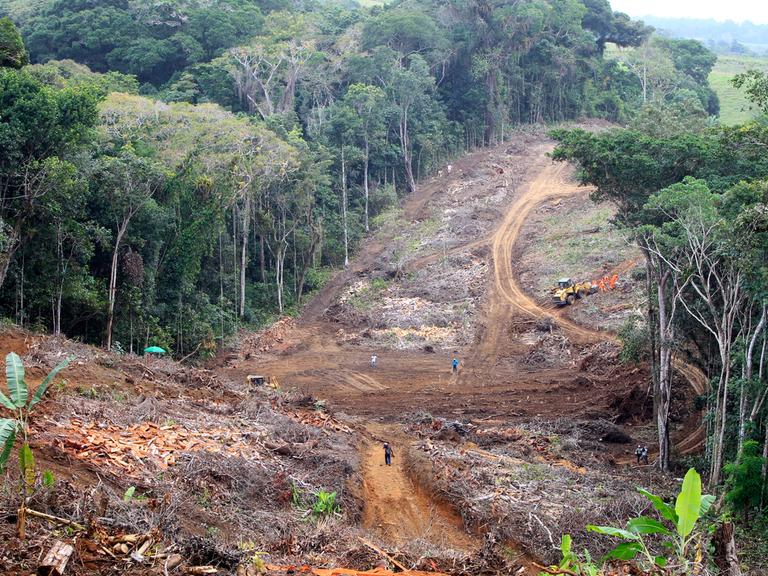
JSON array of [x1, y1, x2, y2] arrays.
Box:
[[370, 354, 377, 368], [383, 442, 393, 466], [641, 446, 649, 465], [635, 445, 643, 464], [452, 356, 459, 374]]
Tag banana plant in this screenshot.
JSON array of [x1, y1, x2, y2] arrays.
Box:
[[0, 352, 71, 538], [587, 468, 714, 572]]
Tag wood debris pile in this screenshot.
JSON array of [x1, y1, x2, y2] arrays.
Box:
[[50, 419, 260, 477], [76, 530, 224, 575], [473, 426, 525, 443], [241, 317, 296, 354], [283, 410, 353, 434], [264, 565, 450, 576]]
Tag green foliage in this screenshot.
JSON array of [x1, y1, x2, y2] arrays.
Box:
[[123, 486, 136, 502], [311, 490, 339, 517], [13, 0, 263, 85], [0, 16, 27, 68], [724, 440, 765, 519], [539, 534, 599, 576], [551, 124, 768, 226], [618, 317, 649, 364], [28, 59, 139, 94], [0, 352, 71, 474], [710, 55, 767, 125], [42, 469, 55, 488], [0, 0, 742, 372], [732, 69, 768, 115], [587, 469, 712, 571], [19, 441, 34, 489]]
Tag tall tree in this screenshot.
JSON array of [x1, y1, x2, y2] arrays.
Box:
[[93, 149, 166, 351], [343, 84, 386, 232], [0, 16, 28, 69], [0, 69, 99, 290]]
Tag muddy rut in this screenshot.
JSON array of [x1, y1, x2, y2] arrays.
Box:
[[361, 424, 476, 551]]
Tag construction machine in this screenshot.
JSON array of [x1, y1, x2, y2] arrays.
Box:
[[551, 278, 596, 306]]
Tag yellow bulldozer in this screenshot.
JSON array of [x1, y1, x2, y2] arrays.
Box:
[[551, 278, 596, 306]]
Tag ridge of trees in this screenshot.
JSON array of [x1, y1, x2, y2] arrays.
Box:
[[0, 3, 738, 441], [0, 0, 677, 356], [551, 86, 768, 512]]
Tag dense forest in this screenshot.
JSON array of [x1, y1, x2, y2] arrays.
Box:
[[1, 0, 703, 357]]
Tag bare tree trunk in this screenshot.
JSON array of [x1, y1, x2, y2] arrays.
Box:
[[106, 225, 127, 352], [657, 270, 673, 471], [276, 242, 284, 314], [219, 228, 224, 341], [259, 235, 266, 283], [762, 415, 768, 508], [713, 522, 742, 576], [240, 217, 248, 318], [232, 204, 238, 319], [747, 308, 767, 426], [363, 138, 370, 232], [0, 228, 20, 292], [711, 359, 731, 486], [341, 145, 349, 268], [19, 251, 24, 327], [643, 251, 660, 423], [399, 108, 416, 193], [738, 379, 748, 456], [54, 231, 63, 336]]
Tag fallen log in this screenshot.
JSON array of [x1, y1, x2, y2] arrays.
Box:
[[186, 567, 220, 575], [37, 541, 75, 576], [27, 509, 86, 532], [358, 537, 408, 572], [264, 441, 294, 456]]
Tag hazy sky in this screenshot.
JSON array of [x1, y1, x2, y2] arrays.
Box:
[[609, 0, 768, 25]]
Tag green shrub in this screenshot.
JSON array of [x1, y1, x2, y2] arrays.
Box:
[[311, 490, 340, 517], [1, 352, 72, 538], [618, 317, 649, 364], [724, 440, 765, 521], [542, 469, 713, 575]]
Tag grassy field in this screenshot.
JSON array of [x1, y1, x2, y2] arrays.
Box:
[[710, 55, 768, 125]]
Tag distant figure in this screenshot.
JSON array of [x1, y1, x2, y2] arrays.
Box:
[[641, 446, 649, 465], [635, 445, 643, 465], [452, 356, 459, 374], [446, 164, 453, 174], [383, 442, 393, 466], [370, 354, 377, 368]]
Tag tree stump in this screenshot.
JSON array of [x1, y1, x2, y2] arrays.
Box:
[[713, 521, 742, 576], [37, 541, 75, 576]]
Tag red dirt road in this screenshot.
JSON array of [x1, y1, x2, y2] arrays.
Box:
[[225, 141, 704, 553]]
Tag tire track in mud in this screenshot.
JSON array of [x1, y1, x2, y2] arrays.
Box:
[[361, 423, 478, 552], [480, 159, 708, 454], [478, 160, 593, 362]]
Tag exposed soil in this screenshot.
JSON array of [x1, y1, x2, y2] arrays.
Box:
[[224, 135, 701, 439], [217, 131, 705, 565], [361, 423, 476, 552], [1, 128, 706, 576]]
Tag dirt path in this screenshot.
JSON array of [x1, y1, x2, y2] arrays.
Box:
[[471, 156, 707, 454], [476, 158, 594, 365], [361, 424, 477, 551], [228, 141, 706, 560]]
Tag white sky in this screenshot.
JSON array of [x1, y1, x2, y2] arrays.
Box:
[[609, 0, 768, 25]]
